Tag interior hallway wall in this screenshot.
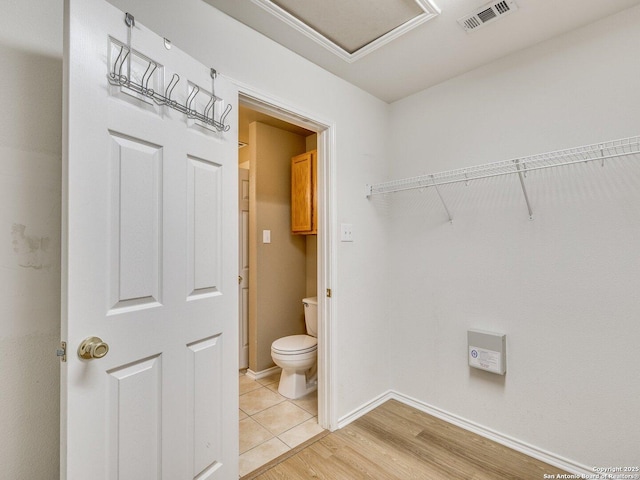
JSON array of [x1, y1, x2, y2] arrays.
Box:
[[0, 1, 63, 477], [387, 4, 640, 469], [249, 121, 307, 372]]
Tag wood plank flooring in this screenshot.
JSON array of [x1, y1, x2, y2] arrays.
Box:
[[245, 399, 569, 479]]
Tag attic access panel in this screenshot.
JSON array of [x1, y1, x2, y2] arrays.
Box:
[[253, 0, 440, 62]]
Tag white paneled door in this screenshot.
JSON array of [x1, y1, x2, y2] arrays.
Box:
[[62, 0, 238, 478]]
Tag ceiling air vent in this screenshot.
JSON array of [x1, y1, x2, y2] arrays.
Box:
[[458, 0, 518, 32]]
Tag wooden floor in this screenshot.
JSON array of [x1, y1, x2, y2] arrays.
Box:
[[245, 399, 569, 479]]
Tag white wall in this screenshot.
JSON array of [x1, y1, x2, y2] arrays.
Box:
[[387, 5, 640, 470], [0, 7, 390, 474], [11, 0, 637, 473], [0, 1, 63, 477]]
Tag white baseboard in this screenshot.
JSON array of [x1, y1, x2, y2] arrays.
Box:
[[246, 366, 281, 381], [337, 390, 593, 477], [337, 390, 395, 429]]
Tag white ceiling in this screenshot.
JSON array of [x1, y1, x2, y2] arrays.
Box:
[[203, 0, 640, 103], [269, 0, 429, 53]]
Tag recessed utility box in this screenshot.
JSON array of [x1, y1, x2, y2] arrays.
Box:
[[468, 329, 506, 375]]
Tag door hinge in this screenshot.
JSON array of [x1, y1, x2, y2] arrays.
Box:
[[326, 288, 332, 298], [56, 341, 67, 363]]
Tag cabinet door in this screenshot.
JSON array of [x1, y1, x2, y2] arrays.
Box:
[[291, 151, 314, 233]]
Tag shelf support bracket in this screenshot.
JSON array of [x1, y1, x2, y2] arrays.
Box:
[[515, 160, 533, 220], [430, 175, 453, 223]]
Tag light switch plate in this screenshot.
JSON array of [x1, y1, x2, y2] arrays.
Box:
[[263, 230, 271, 243], [340, 223, 353, 242]]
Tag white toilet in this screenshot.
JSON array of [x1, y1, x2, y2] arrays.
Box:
[[271, 297, 318, 399]]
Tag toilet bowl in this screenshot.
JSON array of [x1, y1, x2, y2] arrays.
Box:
[[271, 297, 318, 399]]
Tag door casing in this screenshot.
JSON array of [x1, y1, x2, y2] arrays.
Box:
[[237, 87, 337, 431]]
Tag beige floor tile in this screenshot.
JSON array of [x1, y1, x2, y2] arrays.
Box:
[[291, 392, 318, 416], [238, 437, 290, 477], [278, 417, 325, 449], [239, 417, 274, 454], [252, 401, 312, 436], [264, 381, 280, 394], [238, 371, 321, 475], [239, 374, 263, 395], [240, 387, 286, 416]]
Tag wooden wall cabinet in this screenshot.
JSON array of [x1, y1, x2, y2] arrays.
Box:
[[291, 150, 317, 235]]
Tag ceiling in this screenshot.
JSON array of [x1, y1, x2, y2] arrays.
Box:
[[203, 0, 640, 103]]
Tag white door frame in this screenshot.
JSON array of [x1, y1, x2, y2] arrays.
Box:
[[234, 83, 337, 431]]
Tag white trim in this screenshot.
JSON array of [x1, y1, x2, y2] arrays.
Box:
[[317, 123, 338, 431], [250, 0, 440, 63], [338, 390, 594, 477], [336, 390, 395, 430], [232, 78, 337, 432], [238, 92, 325, 133], [245, 366, 281, 381]]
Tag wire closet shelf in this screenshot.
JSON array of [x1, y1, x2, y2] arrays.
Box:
[[366, 136, 640, 196], [365, 135, 640, 221]]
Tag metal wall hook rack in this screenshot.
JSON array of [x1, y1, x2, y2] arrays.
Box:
[[365, 135, 640, 221], [107, 13, 232, 132]]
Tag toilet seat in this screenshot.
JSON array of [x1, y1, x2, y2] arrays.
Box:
[[271, 335, 317, 355]]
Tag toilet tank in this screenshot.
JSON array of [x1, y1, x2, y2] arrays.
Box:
[[302, 297, 318, 337]]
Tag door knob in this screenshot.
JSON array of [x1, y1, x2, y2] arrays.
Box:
[[238, 275, 243, 284], [78, 336, 109, 360]]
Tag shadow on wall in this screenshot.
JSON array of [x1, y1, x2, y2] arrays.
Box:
[[0, 42, 62, 479]]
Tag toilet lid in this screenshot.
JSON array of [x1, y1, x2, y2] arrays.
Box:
[[272, 335, 317, 354]]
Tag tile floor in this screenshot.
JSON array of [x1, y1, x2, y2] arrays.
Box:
[[239, 370, 324, 477]]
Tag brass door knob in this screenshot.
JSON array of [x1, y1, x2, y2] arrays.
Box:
[[78, 336, 109, 360]]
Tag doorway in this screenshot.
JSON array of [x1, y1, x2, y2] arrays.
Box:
[[236, 92, 334, 476], [237, 106, 315, 375]]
